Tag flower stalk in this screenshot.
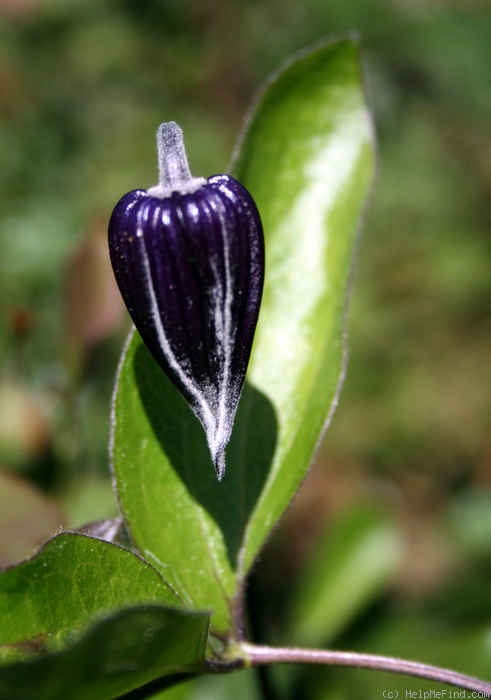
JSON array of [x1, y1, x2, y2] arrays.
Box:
[[239, 643, 491, 695]]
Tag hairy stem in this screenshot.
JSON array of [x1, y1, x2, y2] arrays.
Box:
[[156, 122, 192, 189], [117, 644, 491, 699], [146, 121, 205, 198], [240, 643, 491, 695]]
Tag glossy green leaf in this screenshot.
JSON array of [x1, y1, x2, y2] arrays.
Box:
[[111, 37, 375, 639], [0, 604, 209, 700], [233, 38, 375, 575], [111, 333, 240, 636], [0, 532, 181, 654]]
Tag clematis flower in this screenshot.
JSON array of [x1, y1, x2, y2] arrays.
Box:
[[108, 122, 264, 480]]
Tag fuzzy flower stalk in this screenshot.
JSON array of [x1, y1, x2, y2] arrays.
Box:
[[108, 122, 264, 479]]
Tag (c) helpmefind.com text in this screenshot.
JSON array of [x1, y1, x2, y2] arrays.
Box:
[[382, 690, 490, 699]]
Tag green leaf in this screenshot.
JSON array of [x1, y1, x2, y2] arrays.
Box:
[[0, 604, 209, 700], [111, 333, 240, 636], [233, 37, 375, 575], [0, 532, 181, 653], [111, 37, 375, 639]]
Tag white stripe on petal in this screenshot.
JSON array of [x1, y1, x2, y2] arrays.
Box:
[[137, 214, 218, 446]]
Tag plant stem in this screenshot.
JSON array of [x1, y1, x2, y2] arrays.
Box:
[[146, 121, 205, 198], [156, 122, 193, 189], [240, 643, 491, 695]]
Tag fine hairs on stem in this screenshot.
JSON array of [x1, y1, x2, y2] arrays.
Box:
[[237, 644, 491, 695], [146, 122, 206, 199], [117, 645, 491, 700]]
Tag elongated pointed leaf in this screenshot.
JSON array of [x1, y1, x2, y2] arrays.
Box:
[[111, 37, 375, 638], [233, 38, 375, 575], [112, 334, 238, 634]]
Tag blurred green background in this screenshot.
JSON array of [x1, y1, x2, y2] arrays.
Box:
[[1, 0, 490, 697]]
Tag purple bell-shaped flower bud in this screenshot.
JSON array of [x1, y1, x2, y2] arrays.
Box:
[[108, 122, 264, 480]]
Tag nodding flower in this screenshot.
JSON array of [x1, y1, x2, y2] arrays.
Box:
[[108, 122, 264, 480]]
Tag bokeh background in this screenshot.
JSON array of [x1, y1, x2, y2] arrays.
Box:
[[1, 1, 490, 698]]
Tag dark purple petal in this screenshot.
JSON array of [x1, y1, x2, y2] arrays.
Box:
[[108, 123, 264, 480]]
